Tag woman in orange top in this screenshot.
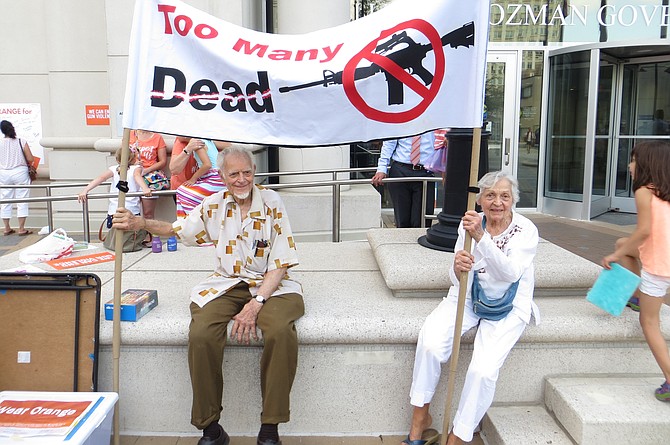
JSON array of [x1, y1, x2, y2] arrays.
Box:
[[130, 130, 167, 219], [169, 136, 198, 192]]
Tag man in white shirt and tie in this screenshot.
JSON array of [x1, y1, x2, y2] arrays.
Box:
[[372, 130, 444, 228]]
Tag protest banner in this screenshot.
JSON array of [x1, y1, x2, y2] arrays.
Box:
[[123, 0, 489, 145]]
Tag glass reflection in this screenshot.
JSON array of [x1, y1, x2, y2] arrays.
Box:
[[517, 50, 544, 207], [545, 51, 591, 201]]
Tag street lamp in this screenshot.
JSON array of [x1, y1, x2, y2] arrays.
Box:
[[418, 127, 490, 252]]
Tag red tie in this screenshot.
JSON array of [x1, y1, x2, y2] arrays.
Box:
[[434, 129, 447, 149], [410, 135, 421, 166]]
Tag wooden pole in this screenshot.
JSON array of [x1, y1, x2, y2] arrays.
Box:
[[440, 127, 482, 445], [112, 128, 131, 445]]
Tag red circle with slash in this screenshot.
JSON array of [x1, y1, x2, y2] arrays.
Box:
[[343, 19, 445, 123]]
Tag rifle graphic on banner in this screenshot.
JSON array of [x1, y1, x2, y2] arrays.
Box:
[[279, 22, 474, 105]]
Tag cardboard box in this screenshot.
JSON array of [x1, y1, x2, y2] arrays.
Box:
[[0, 391, 118, 445], [104, 289, 158, 322]]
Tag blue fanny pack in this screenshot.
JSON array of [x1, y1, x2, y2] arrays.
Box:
[[469, 215, 520, 320], [471, 271, 519, 321]]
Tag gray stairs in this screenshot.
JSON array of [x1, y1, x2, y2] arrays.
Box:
[[482, 405, 573, 444], [482, 375, 670, 444]]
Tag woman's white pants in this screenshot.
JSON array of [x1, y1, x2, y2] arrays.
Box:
[[409, 296, 526, 442], [0, 166, 30, 219]]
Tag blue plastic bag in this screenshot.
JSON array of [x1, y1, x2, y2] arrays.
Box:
[[586, 263, 641, 316]]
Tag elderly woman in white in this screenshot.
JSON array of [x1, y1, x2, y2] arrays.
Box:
[[402, 171, 539, 445]]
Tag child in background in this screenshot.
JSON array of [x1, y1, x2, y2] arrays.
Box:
[[602, 140, 670, 401], [130, 129, 167, 219], [174, 138, 226, 219], [78, 147, 152, 229]]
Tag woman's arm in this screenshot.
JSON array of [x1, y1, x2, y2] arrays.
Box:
[[602, 187, 652, 268], [22, 141, 34, 165], [449, 222, 468, 284], [212, 140, 231, 152], [152, 146, 168, 171], [184, 146, 211, 185], [169, 138, 194, 175]]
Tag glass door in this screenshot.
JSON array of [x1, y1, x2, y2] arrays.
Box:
[[485, 52, 518, 178], [590, 58, 615, 218], [545, 50, 591, 204], [611, 59, 670, 213], [544, 48, 612, 219]]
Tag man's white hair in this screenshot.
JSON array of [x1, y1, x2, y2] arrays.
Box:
[[217, 144, 254, 171]]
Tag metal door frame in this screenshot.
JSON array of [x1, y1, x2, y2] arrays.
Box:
[[610, 54, 670, 213], [543, 40, 670, 220], [486, 50, 520, 178]]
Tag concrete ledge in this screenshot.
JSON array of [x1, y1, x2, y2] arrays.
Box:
[[1, 238, 666, 348], [0, 240, 654, 348], [367, 228, 603, 297], [1, 232, 668, 436]]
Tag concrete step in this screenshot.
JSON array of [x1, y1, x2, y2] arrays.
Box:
[[367, 228, 602, 298], [1, 237, 666, 437], [481, 405, 573, 445], [545, 375, 670, 445]]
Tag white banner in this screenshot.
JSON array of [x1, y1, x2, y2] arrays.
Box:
[[123, 0, 489, 146]]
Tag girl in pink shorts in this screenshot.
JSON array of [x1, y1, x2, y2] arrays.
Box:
[[603, 140, 670, 401]]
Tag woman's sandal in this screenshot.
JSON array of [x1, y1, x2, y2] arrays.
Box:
[[3, 229, 15, 236], [402, 428, 440, 445], [18, 230, 34, 236]]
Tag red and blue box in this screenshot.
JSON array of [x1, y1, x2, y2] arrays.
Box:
[[104, 289, 158, 322]]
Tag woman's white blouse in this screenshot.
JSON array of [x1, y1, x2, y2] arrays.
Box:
[[447, 211, 540, 324]]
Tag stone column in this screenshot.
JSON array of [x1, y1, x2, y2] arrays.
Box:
[[276, 0, 351, 191]]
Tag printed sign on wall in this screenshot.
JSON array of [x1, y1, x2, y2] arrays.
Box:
[[85, 105, 110, 126]]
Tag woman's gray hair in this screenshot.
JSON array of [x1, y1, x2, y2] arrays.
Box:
[[217, 144, 254, 171], [476, 171, 520, 204]]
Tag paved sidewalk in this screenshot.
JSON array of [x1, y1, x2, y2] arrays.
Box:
[[0, 231, 43, 257], [526, 212, 635, 265]]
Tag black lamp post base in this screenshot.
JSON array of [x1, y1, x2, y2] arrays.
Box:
[[420, 127, 489, 252], [417, 213, 462, 251]]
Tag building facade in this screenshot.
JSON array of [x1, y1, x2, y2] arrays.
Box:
[[2, 0, 669, 220]]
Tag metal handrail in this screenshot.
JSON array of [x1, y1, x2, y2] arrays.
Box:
[[0, 170, 441, 242]]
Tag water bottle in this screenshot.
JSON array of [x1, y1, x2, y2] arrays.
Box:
[[167, 236, 177, 252], [151, 236, 162, 253]]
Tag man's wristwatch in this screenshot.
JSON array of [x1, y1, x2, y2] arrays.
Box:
[[183, 149, 190, 156], [254, 295, 266, 304]]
